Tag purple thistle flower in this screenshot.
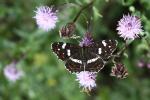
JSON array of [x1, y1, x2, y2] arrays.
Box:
[[116, 14, 142, 40], [79, 32, 93, 47], [137, 60, 145, 68], [147, 63, 150, 69], [3, 62, 23, 82], [76, 71, 97, 91], [33, 6, 58, 31]]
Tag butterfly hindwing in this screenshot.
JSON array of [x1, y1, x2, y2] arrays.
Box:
[[86, 52, 104, 72], [65, 51, 104, 73], [65, 52, 83, 73]]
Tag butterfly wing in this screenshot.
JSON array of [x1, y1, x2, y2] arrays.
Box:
[[65, 51, 104, 73], [51, 42, 80, 61], [90, 40, 117, 60], [65, 52, 83, 73], [86, 52, 104, 72], [51, 40, 117, 73]]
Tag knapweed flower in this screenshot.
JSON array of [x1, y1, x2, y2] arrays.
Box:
[[110, 63, 128, 79], [116, 14, 142, 40], [59, 22, 76, 38], [147, 63, 150, 69], [76, 71, 97, 91], [33, 6, 58, 31], [79, 32, 93, 47], [137, 59, 145, 68], [3, 62, 23, 82]]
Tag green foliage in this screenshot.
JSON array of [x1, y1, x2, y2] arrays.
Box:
[[0, 0, 150, 100]]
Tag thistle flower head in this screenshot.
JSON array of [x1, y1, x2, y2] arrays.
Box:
[[147, 63, 150, 69], [137, 59, 145, 68], [33, 6, 58, 31], [110, 63, 128, 79], [3, 62, 23, 82], [76, 71, 97, 91], [116, 14, 142, 40], [79, 32, 93, 47]]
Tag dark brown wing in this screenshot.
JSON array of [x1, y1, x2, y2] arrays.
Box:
[[90, 40, 117, 60], [51, 42, 80, 61], [65, 52, 104, 73]]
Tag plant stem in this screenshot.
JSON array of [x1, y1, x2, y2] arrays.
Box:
[[145, 38, 150, 48], [112, 41, 130, 63], [73, 0, 94, 22], [117, 41, 128, 56]]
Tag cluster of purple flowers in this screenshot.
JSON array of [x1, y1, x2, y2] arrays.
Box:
[[33, 6, 143, 40], [1, 2, 144, 94], [32, 5, 143, 93], [76, 14, 142, 91], [137, 59, 150, 69]]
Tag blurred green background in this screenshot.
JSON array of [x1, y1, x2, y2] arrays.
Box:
[[1, 0, 150, 100]]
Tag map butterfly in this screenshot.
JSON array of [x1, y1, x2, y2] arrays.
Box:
[[51, 40, 117, 73]]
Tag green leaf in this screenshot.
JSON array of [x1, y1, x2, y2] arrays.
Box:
[[93, 6, 102, 20]]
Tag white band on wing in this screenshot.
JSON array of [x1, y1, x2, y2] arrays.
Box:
[[87, 57, 99, 64], [70, 57, 82, 64]]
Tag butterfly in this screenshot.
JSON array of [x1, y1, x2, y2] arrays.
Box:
[[51, 40, 117, 73]]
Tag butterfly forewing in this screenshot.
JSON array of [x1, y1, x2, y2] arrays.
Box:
[[90, 40, 117, 60], [51, 42, 80, 61]]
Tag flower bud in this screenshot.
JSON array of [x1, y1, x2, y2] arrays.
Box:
[[59, 22, 75, 38], [110, 63, 128, 79]]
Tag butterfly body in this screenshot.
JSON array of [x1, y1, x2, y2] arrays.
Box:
[[51, 40, 117, 73]]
